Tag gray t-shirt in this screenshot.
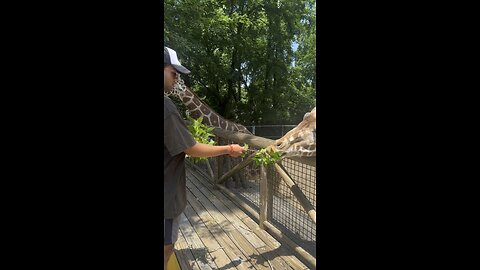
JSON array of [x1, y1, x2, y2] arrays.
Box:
[[164, 96, 196, 218]]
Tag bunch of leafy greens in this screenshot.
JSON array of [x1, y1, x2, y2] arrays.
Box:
[[243, 143, 281, 165], [252, 148, 282, 166], [241, 143, 249, 158], [187, 117, 216, 163]]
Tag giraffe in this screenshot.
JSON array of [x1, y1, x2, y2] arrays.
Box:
[[165, 74, 254, 188], [271, 107, 316, 158], [165, 74, 251, 134]]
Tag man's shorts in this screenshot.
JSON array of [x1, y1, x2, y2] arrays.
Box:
[[164, 215, 181, 245]]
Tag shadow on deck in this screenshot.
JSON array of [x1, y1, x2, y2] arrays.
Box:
[[174, 164, 311, 270]]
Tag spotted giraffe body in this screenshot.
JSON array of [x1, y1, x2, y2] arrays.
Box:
[[166, 75, 254, 187], [166, 74, 316, 158], [166, 74, 252, 134]]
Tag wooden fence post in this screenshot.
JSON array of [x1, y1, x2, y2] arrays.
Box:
[[259, 164, 268, 229], [214, 137, 224, 189], [266, 165, 274, 222]]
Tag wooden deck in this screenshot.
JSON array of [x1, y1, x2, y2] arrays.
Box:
[[174, 163, 311, 270]]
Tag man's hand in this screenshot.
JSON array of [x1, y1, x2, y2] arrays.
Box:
[[228, 144, 245, 157]]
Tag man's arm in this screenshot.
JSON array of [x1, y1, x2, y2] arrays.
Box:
[[164, 98, 244, 158], [184, 143, 244, 158]]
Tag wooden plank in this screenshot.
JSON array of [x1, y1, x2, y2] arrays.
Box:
[[178, 213, 214, 270], [187, 171, 293, 270], [241, 218, 309, 270], [187, 171, 265, 249], [200, 189, 311, 270], [186, 180, 273, 270], [189, 165, 307, 269], [182, 203, 234, 269], [187, 164, 310, 269], [210, 186, 312, 270], [188, 166, 252, 222], [263, 220, 316, 269], [176, 227, 201, 270], [185, 188, 256, 270]]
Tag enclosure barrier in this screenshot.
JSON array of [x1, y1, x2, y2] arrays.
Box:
[[190, 127, 317, 269], [245, 124, 297, 139]]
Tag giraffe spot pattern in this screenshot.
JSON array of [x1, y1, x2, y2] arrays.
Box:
[[192, 98, 201, 106], [211, 114, 219, 126]]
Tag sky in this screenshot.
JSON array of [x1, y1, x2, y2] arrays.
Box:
[[292, 41, 299, 52]]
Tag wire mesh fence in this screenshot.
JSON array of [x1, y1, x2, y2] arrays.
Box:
[[190, 132, 316, 258], [270, 159, 316, 256], [245, 125, 297, 139]]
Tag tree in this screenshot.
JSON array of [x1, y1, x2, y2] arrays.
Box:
[[164, 0, 316, 125]]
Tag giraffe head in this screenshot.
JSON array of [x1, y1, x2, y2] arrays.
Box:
[[164, 74, 188, 98], [272, 107, 316, 158]]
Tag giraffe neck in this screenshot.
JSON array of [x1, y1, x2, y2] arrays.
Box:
[[175, 82, 251, 134]]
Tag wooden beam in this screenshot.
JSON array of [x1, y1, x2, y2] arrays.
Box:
[[259, 164, 268, 229], [214, 183, 259, 220], [214, 182, 315, 269], [212, 127, 274, 148], [216, 152, 255, 185], [189, 162, 315, 269], [262, 220, 316, 269], [205, 158, 215, 179], [266, 165, 274, 221], [211, 127, 316, 167], [274, 163, 316, 224]]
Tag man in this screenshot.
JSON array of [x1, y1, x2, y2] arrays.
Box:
[[164, 46, 244, 269]]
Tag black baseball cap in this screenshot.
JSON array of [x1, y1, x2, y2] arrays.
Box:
[[164, 47, 191, 74]]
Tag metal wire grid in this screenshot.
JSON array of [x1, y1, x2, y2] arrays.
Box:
[[280, 159, 317, 210], [269, 161, 316, 256], [193, 136, 316, 256], [229, 151, 317, 255]]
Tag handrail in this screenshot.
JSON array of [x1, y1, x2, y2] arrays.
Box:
[[211, 127, 316, 167], [189, 126, 317, 269], [187, 161, 317, 269]]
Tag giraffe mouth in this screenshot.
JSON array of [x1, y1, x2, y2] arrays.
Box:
[[271, 144, 288, 157]]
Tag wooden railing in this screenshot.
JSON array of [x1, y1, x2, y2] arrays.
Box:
[[191, 127, 317, 269]]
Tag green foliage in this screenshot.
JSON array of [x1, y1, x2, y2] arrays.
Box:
[[165, 0, 316, 125], [241, 143, 249, 158], [187, 117, 216, 163], [252, 148, 282, 166]]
